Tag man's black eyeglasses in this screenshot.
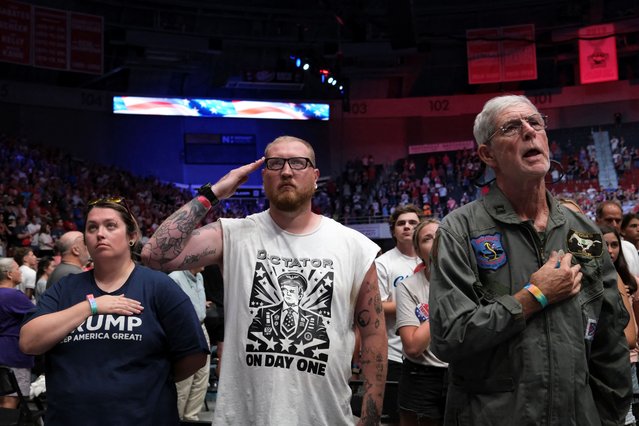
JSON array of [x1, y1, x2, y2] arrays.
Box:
[[487, 114, 548, 144], [265, 157, 315, 171]]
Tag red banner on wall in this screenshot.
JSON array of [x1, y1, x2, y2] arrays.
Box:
[[69, 12, 103, 74], [502, 25, 537, 82], [578, 24, 618, 84], [467, 24, 537, 85], [467, 28, 501, 84], [33, 6, 68, 70], [0, 0, 31, 65]]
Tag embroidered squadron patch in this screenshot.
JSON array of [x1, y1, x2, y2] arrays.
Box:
[[471, 233, 507, 270], [566, 230, 603, 258]]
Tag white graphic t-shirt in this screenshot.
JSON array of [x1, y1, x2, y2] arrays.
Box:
[[217, 211, 380, 426], [375, 247, 420, 363]]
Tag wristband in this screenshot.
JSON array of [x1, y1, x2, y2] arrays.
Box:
[[86, 294, 98, 315], [524, 283, 548, 308], [196, 195, 212, 210], [197, 183, 219, 207]]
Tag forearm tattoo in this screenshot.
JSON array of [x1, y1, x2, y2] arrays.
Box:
[[144, 199, 210, 268], [355, 279, 386, 424]]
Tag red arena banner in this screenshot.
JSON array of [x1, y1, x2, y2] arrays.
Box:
[[579, 24, 618, 84], [0, 0, 32, 65], [69, 12, 103, 74], [33, 7, 68, 70], [501, 24, 537, 82], [467, 28, 501, 84]]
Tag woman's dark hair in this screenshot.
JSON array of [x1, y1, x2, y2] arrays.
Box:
[[36, 256, 54, 282], [622, 213, 639, 232], [599, 224, 637, 294]]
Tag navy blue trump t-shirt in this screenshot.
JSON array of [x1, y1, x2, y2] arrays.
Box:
[[27, 265, 209, 426]]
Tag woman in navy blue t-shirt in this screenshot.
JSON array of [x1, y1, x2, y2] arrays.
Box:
[[20, 197, 209, 426]]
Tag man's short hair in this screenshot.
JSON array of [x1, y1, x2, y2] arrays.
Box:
[[13, 247, 32, 266], [389, 204, 423, 237], [595, 200, 622, 220], [56, 232, 82, 256], [264, 136, 316, 167]]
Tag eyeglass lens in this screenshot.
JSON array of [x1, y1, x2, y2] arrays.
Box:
[[266, 157, 311, 170]]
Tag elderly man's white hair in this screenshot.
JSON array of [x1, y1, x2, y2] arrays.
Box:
[[473, 95, 540, 146]]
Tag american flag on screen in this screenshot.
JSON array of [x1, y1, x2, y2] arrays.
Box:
[[113, 96, 329, 120]]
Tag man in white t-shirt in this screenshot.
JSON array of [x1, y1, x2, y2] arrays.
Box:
[[596, 200, 639, 277], [143, 136, 387, 425], [14, 247, 37, 301], [375, 205, 422, 383]]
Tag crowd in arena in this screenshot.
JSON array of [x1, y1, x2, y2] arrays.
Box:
[[1, 110, 639, 425], [1, 126, 638, 258]]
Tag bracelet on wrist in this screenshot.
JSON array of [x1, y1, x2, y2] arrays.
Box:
[[524, 283, 549, 308], [197, 183, 219, 207], [196, 195, 212, 210], [86, 294, 98, 316]]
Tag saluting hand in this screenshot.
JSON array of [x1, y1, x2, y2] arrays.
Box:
[[211, 157, 265, 200]]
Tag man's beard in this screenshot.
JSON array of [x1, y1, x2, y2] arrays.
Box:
[[266, 183, 315, 212]]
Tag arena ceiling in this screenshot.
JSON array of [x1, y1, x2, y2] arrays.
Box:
[[3, 0, 639, 99]]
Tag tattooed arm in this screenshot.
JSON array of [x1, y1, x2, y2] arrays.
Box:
[[141, 158, 264, 271], [355, 264, 388, 426]]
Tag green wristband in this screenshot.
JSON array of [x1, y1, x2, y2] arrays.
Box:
[[86, 294, 98, 315]]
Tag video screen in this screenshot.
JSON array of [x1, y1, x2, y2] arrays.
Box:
[[113, 96, 329, 121]]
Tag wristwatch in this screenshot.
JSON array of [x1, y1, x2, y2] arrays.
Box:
[[197, 183, 219, 206]]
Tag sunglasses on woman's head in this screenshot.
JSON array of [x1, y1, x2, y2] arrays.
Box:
[[88, 196, 132, 215]]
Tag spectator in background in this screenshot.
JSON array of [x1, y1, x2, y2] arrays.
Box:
[[622, 213, 639, 251], [14, 247, 37, 301], [0, 213, 9, 257], [36, 222, 55, 258], [0, 258, 34, 409], [429, 94, 631, 425], [50, 218, 65, 242], [596, 200, 639, 278], [202, 264, 225, 379], [26, 215, 41, 256], [599, 224, 639, 425], [375, 204, 423, 389], [169, 266, 211, 422], [46, 231, 90, 289], [11, 216, 31, 250], [395, 219, 447, 426], [35, 256, 55, 304]]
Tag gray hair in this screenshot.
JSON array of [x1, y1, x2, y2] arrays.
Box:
[[0, 257, 15, 281], [473, 95, 540, 145]]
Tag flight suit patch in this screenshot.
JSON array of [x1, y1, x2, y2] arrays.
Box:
[[471, 233, 507, 270], [566, 230, 603, 258]]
